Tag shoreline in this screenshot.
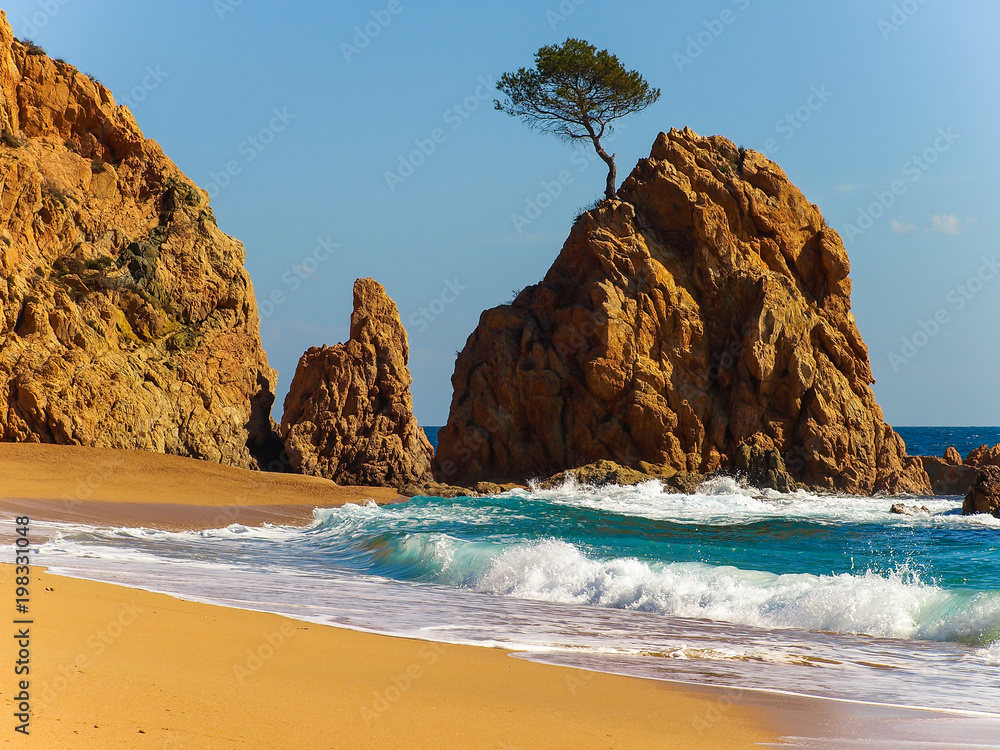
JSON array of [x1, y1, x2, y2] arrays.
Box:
[[1, 563, 778, 749], [0, 443, 404, 508], [0, 444, 777, 746], [27, 563, 1000, 749], [0, 443, 402, 532], [4, 444, 999, 747], [0, 444, 775, 747], [49, 558, 1000, 722]]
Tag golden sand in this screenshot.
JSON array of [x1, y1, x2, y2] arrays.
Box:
[[0, 444, 777, 748]]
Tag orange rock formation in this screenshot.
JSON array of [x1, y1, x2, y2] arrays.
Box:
[[436, 128, 930, 494]]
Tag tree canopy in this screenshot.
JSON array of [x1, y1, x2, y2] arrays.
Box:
[[496, 38, 660, 200]]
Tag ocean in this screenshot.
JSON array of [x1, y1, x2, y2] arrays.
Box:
[[425, 425, 1000, 460], [23, 426, 1000, 746], [894, 426, 1000, 460]]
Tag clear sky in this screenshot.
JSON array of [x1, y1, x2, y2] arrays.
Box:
[[8, 0, 999, 426]]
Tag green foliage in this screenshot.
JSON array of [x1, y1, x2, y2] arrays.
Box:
[[119, 227, 171, 309], [1, 129, 24, 148], [52, 256, 85, 277], [164, 177, 202, 208], [573, 196, 606, 224], [496, 39, 659, 199], [166, 328, 197, 352], [53, 255, 136, 297], [84, 256, 115, 272], [21, 39, 45, 56], [41, 179, 71, 206], [495, 38, 660, 143], [722, 146, 749, 177]]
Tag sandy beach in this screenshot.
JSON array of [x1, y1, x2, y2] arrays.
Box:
[[0, 443, 402, 530], [0, 567, 777, 749], [0, 444, 776, 749]]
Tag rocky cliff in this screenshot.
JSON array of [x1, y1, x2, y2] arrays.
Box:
[[436, 128, 930, 495], [0, 13, 278, 467], [281, 278, 433, 487]]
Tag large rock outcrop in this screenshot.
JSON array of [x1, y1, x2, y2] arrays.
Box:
[[281, 278, 433, 487], [0, 13, 278, 467], [435, 128, 930, 495], [963, 465, 1000, 517]]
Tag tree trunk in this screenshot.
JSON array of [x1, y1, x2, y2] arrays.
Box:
[[582, 121, 618, 201], [591, 138, 616, 200]]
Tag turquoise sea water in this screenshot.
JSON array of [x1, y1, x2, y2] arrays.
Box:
[[32, 483, 999, 712], [14, 426, 1000, 744]]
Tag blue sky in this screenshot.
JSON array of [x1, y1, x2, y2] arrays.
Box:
[[8, 0, 1000, 426]]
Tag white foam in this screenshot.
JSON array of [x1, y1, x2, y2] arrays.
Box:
[[471, 539, 1000, 643], [526, 479, 965, 527]]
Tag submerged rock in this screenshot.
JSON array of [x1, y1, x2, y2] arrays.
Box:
[[889, 503, 930, 515], [963, 466, 1000, 518], [538, 460, 705, 494], [435, 128, 929, 495], [540, 460, 649, 489], [471, 481, 526, 495], [0, 13, 277, 466], [399, 481, 478, 499], [281, 278, 433, 488]]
